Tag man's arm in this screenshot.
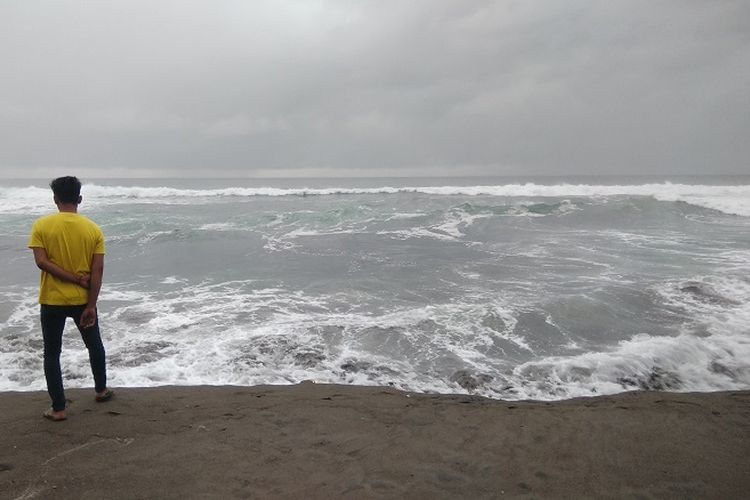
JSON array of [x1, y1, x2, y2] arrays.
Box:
[[32, 247, 89, 289], [80, 253, 104, 329]]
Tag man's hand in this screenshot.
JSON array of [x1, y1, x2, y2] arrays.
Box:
[[80, 306, 97, 330], [77, 273, 90, 289], [33, 248, 92, 289]]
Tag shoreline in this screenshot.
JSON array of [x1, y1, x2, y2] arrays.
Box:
[[2, 384, 749, 499]]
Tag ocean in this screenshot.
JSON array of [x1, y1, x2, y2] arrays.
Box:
[[2, 176, 749, 401]]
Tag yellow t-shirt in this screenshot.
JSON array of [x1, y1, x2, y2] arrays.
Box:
[[28, 212, 106, 305]]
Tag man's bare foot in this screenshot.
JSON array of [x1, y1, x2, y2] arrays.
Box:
[[95, 388, 113, 402], [43, 408, 67, 421]]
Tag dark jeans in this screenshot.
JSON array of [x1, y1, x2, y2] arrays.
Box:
[[41, 304, 107, 411]]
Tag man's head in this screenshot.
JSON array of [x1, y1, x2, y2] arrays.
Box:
[[50, 176, 82, 205]]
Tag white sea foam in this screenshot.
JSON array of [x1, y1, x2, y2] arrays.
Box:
[[385, 212, 427, 221], [2, 182, 749, 215], [509, 329, 750, 400], [502, 275, 750, 400], [198, 222, 238, 231], [0, 281, 530, 395], [378, 227, 459, 242], [2, 273, 749, 399], [433, 208, 490, 238], [378, 205, 493, 241], [262, 226, 363, 252]]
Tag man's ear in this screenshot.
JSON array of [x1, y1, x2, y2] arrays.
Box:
[[53, 195, 60, 205], [77, 195, 82, 205]]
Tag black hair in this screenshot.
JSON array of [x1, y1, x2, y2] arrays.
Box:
[[50, 176, 82, 204]]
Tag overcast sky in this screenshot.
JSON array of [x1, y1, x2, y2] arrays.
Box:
[[1, 1, 748, 178]]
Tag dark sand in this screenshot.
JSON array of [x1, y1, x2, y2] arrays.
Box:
[[1, 384, 749, 499]]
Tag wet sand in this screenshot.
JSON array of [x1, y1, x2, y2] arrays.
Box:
[[1, 384, 749, 499]]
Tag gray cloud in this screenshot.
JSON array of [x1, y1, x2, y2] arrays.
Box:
[[1, 0, 748, 177]]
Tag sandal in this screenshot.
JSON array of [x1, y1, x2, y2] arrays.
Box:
[[95, 389, 114, 402], [43, 408, 67, 421]]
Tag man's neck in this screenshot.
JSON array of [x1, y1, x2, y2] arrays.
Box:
[[57, 204, 78, 213]]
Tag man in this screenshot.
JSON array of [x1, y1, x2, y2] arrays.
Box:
[[28, 176, 113, 421]]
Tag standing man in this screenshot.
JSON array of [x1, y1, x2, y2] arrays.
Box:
[[28, 176, 113, 421]]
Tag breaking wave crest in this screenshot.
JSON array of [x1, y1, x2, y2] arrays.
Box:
[[1, 182, 749, 216]]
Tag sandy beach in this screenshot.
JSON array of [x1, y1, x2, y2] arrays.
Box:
[[1, 384, 748, 499]]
